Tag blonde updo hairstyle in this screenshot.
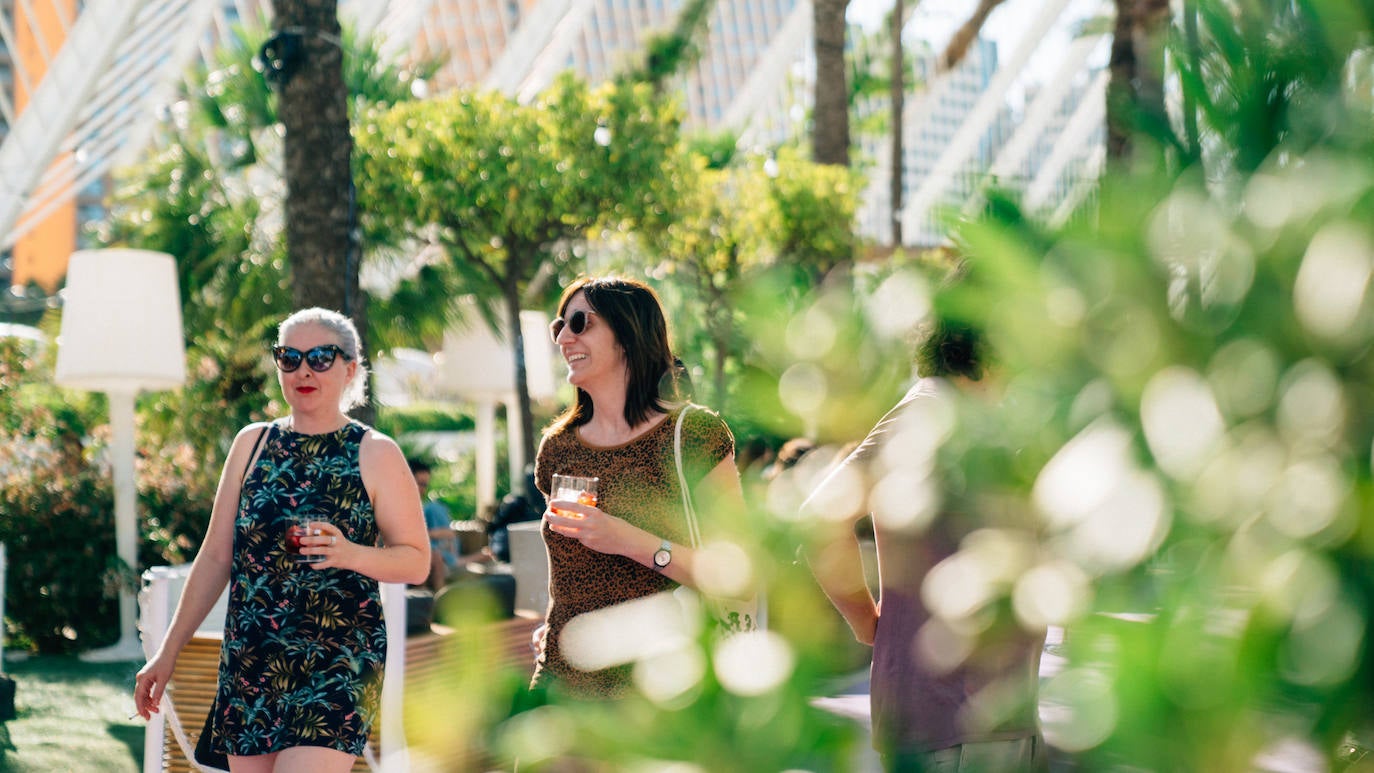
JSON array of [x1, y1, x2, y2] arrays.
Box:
[[277, 307, 369, 412]]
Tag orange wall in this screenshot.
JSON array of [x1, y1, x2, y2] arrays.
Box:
[[10, 0, 78, 293]]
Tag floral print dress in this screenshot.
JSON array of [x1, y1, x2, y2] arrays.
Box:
[[204, 421, 385, 758]]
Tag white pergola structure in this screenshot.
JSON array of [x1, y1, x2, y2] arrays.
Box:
[[0, 0, 217, 253], [0, 0, 1111, 266], [897, 0, 1113, 242], [0, 0, 410, 254]]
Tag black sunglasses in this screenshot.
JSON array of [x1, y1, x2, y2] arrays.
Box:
[[272, 344, 353, 373], [549, 310, 597, 343]]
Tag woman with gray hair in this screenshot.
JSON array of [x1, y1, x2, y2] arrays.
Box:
[[134, 307, 429, 772]]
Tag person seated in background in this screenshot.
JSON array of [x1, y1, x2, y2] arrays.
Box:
[[488, 466, 545, 563], [409, 458, 461, 591], [763, 436, 817, 482]]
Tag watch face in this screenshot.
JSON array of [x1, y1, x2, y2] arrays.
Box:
[[653, 548, 671, 568]]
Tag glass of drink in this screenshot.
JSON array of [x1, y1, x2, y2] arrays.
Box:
[[285, 514, 325, 564], [551, 474, 599, 517]]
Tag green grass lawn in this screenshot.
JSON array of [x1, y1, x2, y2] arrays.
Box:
[[0, 655, 143, 772]]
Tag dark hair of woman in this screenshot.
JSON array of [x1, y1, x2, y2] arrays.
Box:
[[549, 276, 676, 432], [914, 318, 985, 381]]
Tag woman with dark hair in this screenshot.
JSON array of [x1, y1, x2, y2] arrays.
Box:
[[532, 276, 744, 697]]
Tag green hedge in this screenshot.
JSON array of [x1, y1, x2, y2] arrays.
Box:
[[0, 339, 219, 654]]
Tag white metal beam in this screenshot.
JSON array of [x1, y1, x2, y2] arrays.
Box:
[[722, 0, 811, 135], [344, 0, 392, 40], [1049, 144, 1104, 228], [901, 0, 1074, 240], [484, 0, 594, 101], [0, 8, 36, 97], [962, 22, 1107, 217], [374, 0, 435, 65], [0, 0, 145, 251], [1024, 68, 1107, 212], [0, 0, 222, 252]]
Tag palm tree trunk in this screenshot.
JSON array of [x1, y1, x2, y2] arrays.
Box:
[[274, 0, 370, 420], [941, 0, 1007, 71], [813, 0, 851, 166], [1107, 0, 1172, 162], [505, 259, 536, 498]]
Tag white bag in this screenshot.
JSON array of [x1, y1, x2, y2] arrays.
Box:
[[673, 405, 761, 635]]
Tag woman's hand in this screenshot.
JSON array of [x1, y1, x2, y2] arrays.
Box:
[[300, 520, 352, 569], [545, 499, 640, 557], [132, 651, 175, 720]]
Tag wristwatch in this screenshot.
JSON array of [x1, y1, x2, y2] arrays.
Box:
[[652, 539, 673, 570]]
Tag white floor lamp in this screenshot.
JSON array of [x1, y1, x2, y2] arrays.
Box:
[[438, 309, 557, 513], [56, 249, 186, 663]]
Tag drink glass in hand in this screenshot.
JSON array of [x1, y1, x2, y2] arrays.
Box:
[[285, 514, 325, 564], [551, 474, 598, 517]]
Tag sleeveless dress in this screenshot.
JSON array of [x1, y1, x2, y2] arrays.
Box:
[[531, 405, 734, 697], [204, 420, 385, 758]]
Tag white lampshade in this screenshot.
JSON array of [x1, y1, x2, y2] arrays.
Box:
[[437, 309, 557, 401], [55, 249, 186, 393]]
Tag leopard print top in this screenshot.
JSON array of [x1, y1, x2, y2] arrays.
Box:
[[531, 404, 734, 697]]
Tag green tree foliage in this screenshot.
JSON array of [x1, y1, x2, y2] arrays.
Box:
[[893, 0, 1374, 766], [634, 156, 777, 409], [632, 147, 860, 411], [767, 147, 860, 282], [354, 73, 684, 471]]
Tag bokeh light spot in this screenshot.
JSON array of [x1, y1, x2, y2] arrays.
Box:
[[497, 705, 575, 764], [1141, 366, 1225, 480], [779, 363, 828, 418], [1258, 549, 1339, 624], [562, 593, 695, 672], [1033, 420, 1132, 530], [1191, 426, 1284, 525], [1265, 455, 1348, 539], [1058, 469, 1169, 574], [1280, 597, 1364, 687], [634, 645, 707, 705], [1207, 338, 1279, 418], [785, 306, 838, 360], [1294, 222, 1374, 341], [924, 553, 995, 621], [866, 270, 931, 338], [1013, 560, 1090, 628], [1276, 360, 1346, 450], [1039, 668, 1117, 752], [714, 631, 794, 696], [692, 541, 755, 599], [798, 463, 865, 523], [870, 469, 939, 533], [915, 617, 974, 674]]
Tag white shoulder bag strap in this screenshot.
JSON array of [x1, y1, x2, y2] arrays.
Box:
[[673, 404, 703, 548]]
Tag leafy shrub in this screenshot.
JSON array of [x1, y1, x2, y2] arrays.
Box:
[[0, 337, 221, 653]]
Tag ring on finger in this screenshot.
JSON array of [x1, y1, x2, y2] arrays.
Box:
[[331, 536, 337, 546]]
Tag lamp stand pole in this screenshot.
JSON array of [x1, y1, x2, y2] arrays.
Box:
[[475, 399, 497, 514], [82, 389, 145, 663]]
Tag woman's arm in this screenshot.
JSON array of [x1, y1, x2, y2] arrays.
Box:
[[545, 453, 749, 592], [133, 423, 265, 719], [807, 517, 879, 645], [315, 429, 428, 585]]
